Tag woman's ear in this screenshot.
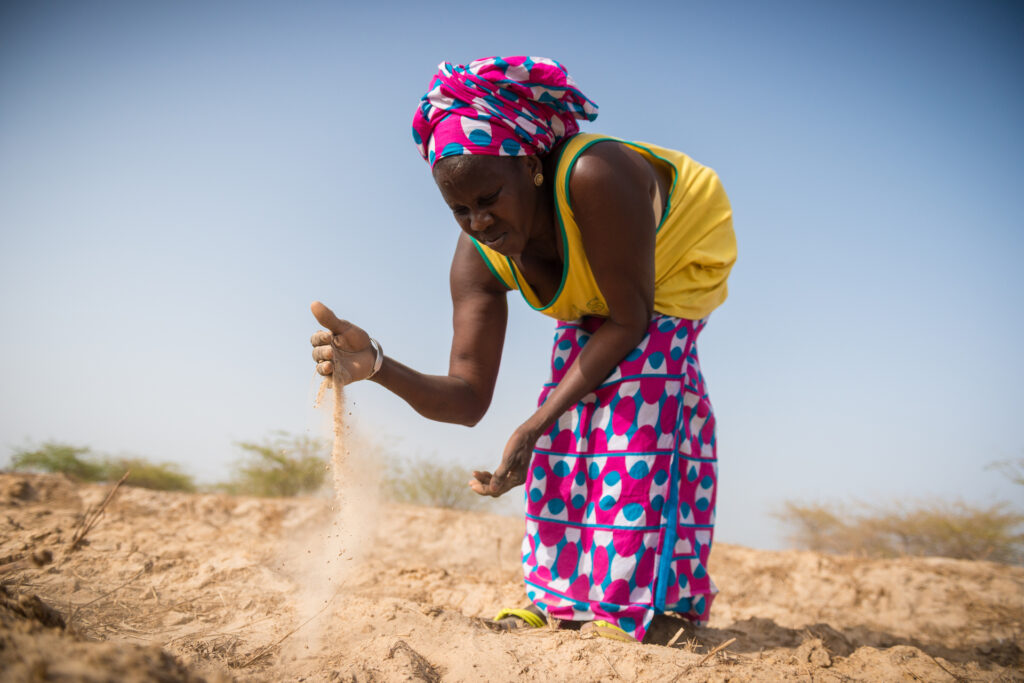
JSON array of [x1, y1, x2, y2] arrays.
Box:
[[522, 154, 543, 178]]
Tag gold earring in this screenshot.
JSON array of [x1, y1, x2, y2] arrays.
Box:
[[534, 173, 544, 187]]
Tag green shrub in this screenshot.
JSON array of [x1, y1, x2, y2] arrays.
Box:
[[8, 442, 195, 492], [382, 457, 482, 511], [776, 499, 1024, 565], [105, 458, 196, 492], [9, 442, 108, 482], [219, 432, 328, 497]]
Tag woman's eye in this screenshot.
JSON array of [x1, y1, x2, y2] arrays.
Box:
[[479, 189, 500, 205]]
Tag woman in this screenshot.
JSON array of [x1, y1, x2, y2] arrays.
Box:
[[311, 56, 735, 642]]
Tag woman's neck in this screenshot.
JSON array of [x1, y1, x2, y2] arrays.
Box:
[[523, 149, 564, 262]]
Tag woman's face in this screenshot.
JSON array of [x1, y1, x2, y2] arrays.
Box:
[[432, 154, 542, 257]]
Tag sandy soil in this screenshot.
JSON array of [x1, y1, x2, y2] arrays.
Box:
[[1, 471, 1021, 682]]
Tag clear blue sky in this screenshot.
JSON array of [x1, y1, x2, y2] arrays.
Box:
[[1, 1, 1021, 549]]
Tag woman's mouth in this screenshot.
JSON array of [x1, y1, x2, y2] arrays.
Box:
[[481, 232, 507, 249]]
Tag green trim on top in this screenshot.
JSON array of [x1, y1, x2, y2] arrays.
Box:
[[623, 141, 678, 234], [493, 134, 678, 313], [503, 137, 577, 312], [506, 215, 569, 311], [559, 135, 677, 235], [470, 238, 514, 289]]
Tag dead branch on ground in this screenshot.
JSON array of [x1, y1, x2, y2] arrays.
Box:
[[68, 471, 130, 553]]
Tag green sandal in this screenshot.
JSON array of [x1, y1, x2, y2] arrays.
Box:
[[580, 620, 636, 643]]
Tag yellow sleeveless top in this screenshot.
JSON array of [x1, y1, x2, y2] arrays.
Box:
[[471, 133, 736, 321]]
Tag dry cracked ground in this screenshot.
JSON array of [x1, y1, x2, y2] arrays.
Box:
[[1, 472, 1022, 682]]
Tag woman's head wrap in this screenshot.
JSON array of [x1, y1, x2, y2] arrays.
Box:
[[412, 56, 598, 167]]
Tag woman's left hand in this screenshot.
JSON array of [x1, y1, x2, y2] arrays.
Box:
[[470, 424, 539, 497]]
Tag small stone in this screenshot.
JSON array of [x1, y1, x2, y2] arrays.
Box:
[[30, 549, 53, 567]]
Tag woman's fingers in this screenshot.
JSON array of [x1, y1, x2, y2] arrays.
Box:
[[310, 330, 333, 347], [310, 302, 375, 384], [469, 467, 524, 497], [470, 467, 512, 497], [311, 331, 336, 375], [311, 301, 371, 352], [469, 470, 496, 496]]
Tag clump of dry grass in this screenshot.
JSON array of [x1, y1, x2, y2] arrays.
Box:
[[776, 499, 1024, 565]]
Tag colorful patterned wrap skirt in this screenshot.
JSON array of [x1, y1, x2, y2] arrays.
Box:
[[522, 315, 718, 642]]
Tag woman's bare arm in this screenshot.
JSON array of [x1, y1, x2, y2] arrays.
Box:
[[472, 141, 658, 495], [312, 233, 508, 426]]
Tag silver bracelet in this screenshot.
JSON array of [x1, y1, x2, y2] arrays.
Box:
[[368, 338, 384, 378]]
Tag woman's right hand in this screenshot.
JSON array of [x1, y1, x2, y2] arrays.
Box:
[[310, 301, 379, 384]]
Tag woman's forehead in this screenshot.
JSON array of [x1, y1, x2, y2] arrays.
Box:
[[433, 154, 522, 186]]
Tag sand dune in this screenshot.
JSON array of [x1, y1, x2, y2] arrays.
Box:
[[1, 472, 1021, 682]]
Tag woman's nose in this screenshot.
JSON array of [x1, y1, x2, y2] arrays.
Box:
[[469, 210, 493, 232]]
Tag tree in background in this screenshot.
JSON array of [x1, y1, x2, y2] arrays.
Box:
[[988, 458, 1024, 487], [8, 442, 196, 492], [778, 457, 1024, 565], [104, 457, 195, 492], [381, 457, 482, 511], [9, 442, 107, 482], [776, 500, 1024, 565], [219, 432, 328, 497]]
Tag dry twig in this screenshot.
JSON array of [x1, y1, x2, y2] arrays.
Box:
[[923, 652, 966, 682], [666, 626, 686, 648], [69, 560, 152, 624], [238, 584, 344, 667], [601, 651, 622, 679], [0, 557, 30, 573], [68, 471, 130, 553], [164, 614, 275, 646], [901, 666, 925, 682], [698, 637, 737, 666]]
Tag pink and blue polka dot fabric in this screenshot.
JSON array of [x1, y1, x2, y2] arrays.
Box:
[[412, 56, 598, 167], [523, 315, 718, 642]]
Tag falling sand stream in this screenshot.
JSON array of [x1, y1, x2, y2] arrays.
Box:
[[273, 303, 382, 663]]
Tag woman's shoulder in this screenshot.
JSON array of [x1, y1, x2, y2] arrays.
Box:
[[555, 132, 625, 171], [557, 133, 677, 180], [558, 133, 698, 168], [556, 134, 656, 204], [561, 134, 723, 205]]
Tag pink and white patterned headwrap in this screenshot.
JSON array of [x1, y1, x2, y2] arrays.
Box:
[[412, 56, 598, 167]]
